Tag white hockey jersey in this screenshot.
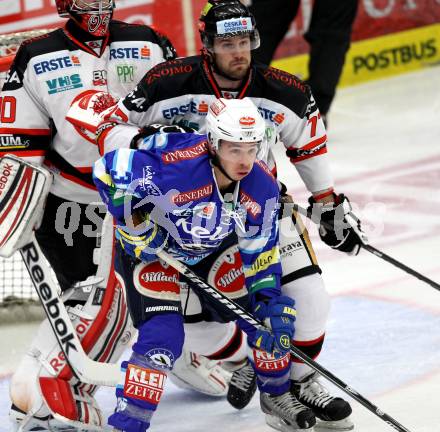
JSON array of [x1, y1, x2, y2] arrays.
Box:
[[0, 19, 175, 203], [97, 55, 334, 194]]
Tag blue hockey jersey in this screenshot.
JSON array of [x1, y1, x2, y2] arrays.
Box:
[[93, 131, 282, 297]]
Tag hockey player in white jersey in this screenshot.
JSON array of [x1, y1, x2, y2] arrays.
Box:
[[94, 1, 367, 430], [0, 0, 193, 430]]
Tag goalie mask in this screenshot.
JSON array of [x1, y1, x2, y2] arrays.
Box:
[[206, 98, 267, 162], [56, 0, 115, 37], [199, 0, 260, 53]]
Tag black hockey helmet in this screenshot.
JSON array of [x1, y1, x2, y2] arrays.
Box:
[[198, 0, 260, 51]]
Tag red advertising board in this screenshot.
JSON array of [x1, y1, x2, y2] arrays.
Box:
[[271, 0, 440, 59], [0, 0, 185, 55], [1, 0, 439, 58]]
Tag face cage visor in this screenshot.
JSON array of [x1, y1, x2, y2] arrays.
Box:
[[70, 0, 114, 14]]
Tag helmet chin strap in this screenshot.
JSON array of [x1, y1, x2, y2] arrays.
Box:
[[211, 152, 236, 184]]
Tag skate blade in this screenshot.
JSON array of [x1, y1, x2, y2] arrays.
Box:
[[265, 414, 315, 432], [315, 417, 354, 431]]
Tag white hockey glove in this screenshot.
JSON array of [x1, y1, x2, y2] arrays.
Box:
[[66, 89, 117, 143]]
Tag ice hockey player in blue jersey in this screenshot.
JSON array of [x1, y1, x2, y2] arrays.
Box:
[[93, 98, 311, 431]]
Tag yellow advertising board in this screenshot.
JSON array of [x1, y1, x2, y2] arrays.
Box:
[[272, 23, 440, 87]]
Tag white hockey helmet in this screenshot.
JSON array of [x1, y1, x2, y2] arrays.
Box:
[[206, 98, 267, 160]]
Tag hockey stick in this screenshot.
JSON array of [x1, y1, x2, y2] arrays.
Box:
[[157, 249, 413, 432], [289, 203, 440, 291], [20, 234, 121, 387]]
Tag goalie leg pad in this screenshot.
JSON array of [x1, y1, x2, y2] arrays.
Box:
[[10, 266, 133, 429], [0, 155, 52, 257]]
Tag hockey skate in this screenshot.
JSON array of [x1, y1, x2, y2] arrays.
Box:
[[260, 391, 316, 431], [226, 359, 257, 409], [291, 373, 353, 431]]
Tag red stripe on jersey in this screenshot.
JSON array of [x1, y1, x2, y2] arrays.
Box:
[[63, 25, 109, 56], [0, 150, 46, 157], [206, 324, 243, 360], [77, 167, 93, 173], [0, 128, 50, 135], [292, 146, 327, 163], [237, 68, 254, 99], [288, 134, 327, 154], [293, 334, 325, 346], [97, 124, 114, 156], [313, 188, 334, 201], [202, 58, 222, 98]]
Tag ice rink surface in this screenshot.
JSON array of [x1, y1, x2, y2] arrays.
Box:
[[1, 65, 439, 431]]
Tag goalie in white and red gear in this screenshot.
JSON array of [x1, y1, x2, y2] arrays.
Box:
[[0, 1, 176, 430], [9, 214, 134, 431]]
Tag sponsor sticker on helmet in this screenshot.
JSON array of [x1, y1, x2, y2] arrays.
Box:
[[239, 116, 255, 127], [209, 99, 226, 116], [216, 17, 252, 35]]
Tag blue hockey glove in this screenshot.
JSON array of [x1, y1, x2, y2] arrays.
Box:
[[308, 193, 368, 256], [116, 222, 168, 262], [252, 296, 296, 354]]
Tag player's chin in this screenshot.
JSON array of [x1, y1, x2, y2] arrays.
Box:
[[229, 65, 248, 79], [235, 171, 250, 180]]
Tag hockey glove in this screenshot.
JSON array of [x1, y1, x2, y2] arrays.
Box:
[[308, 193, 368, 256], [116, 217, 168, 262], [252, 296, 296, 354], [130, 124, 196, 149]]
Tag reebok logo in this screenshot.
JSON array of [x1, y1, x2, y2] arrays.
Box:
[[21, 243, 77, 355]]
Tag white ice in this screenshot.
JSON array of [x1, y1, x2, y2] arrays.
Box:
[[1, 65, 439, 432]]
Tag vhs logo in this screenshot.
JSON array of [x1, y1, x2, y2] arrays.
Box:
[[46, 74, 83, 94]]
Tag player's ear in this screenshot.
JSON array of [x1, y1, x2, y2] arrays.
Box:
[[207, 133, 217, 156]]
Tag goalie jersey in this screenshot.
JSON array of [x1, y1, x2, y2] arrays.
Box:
[[0, 19, 175, 204], [93, 131, 282, 297]]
